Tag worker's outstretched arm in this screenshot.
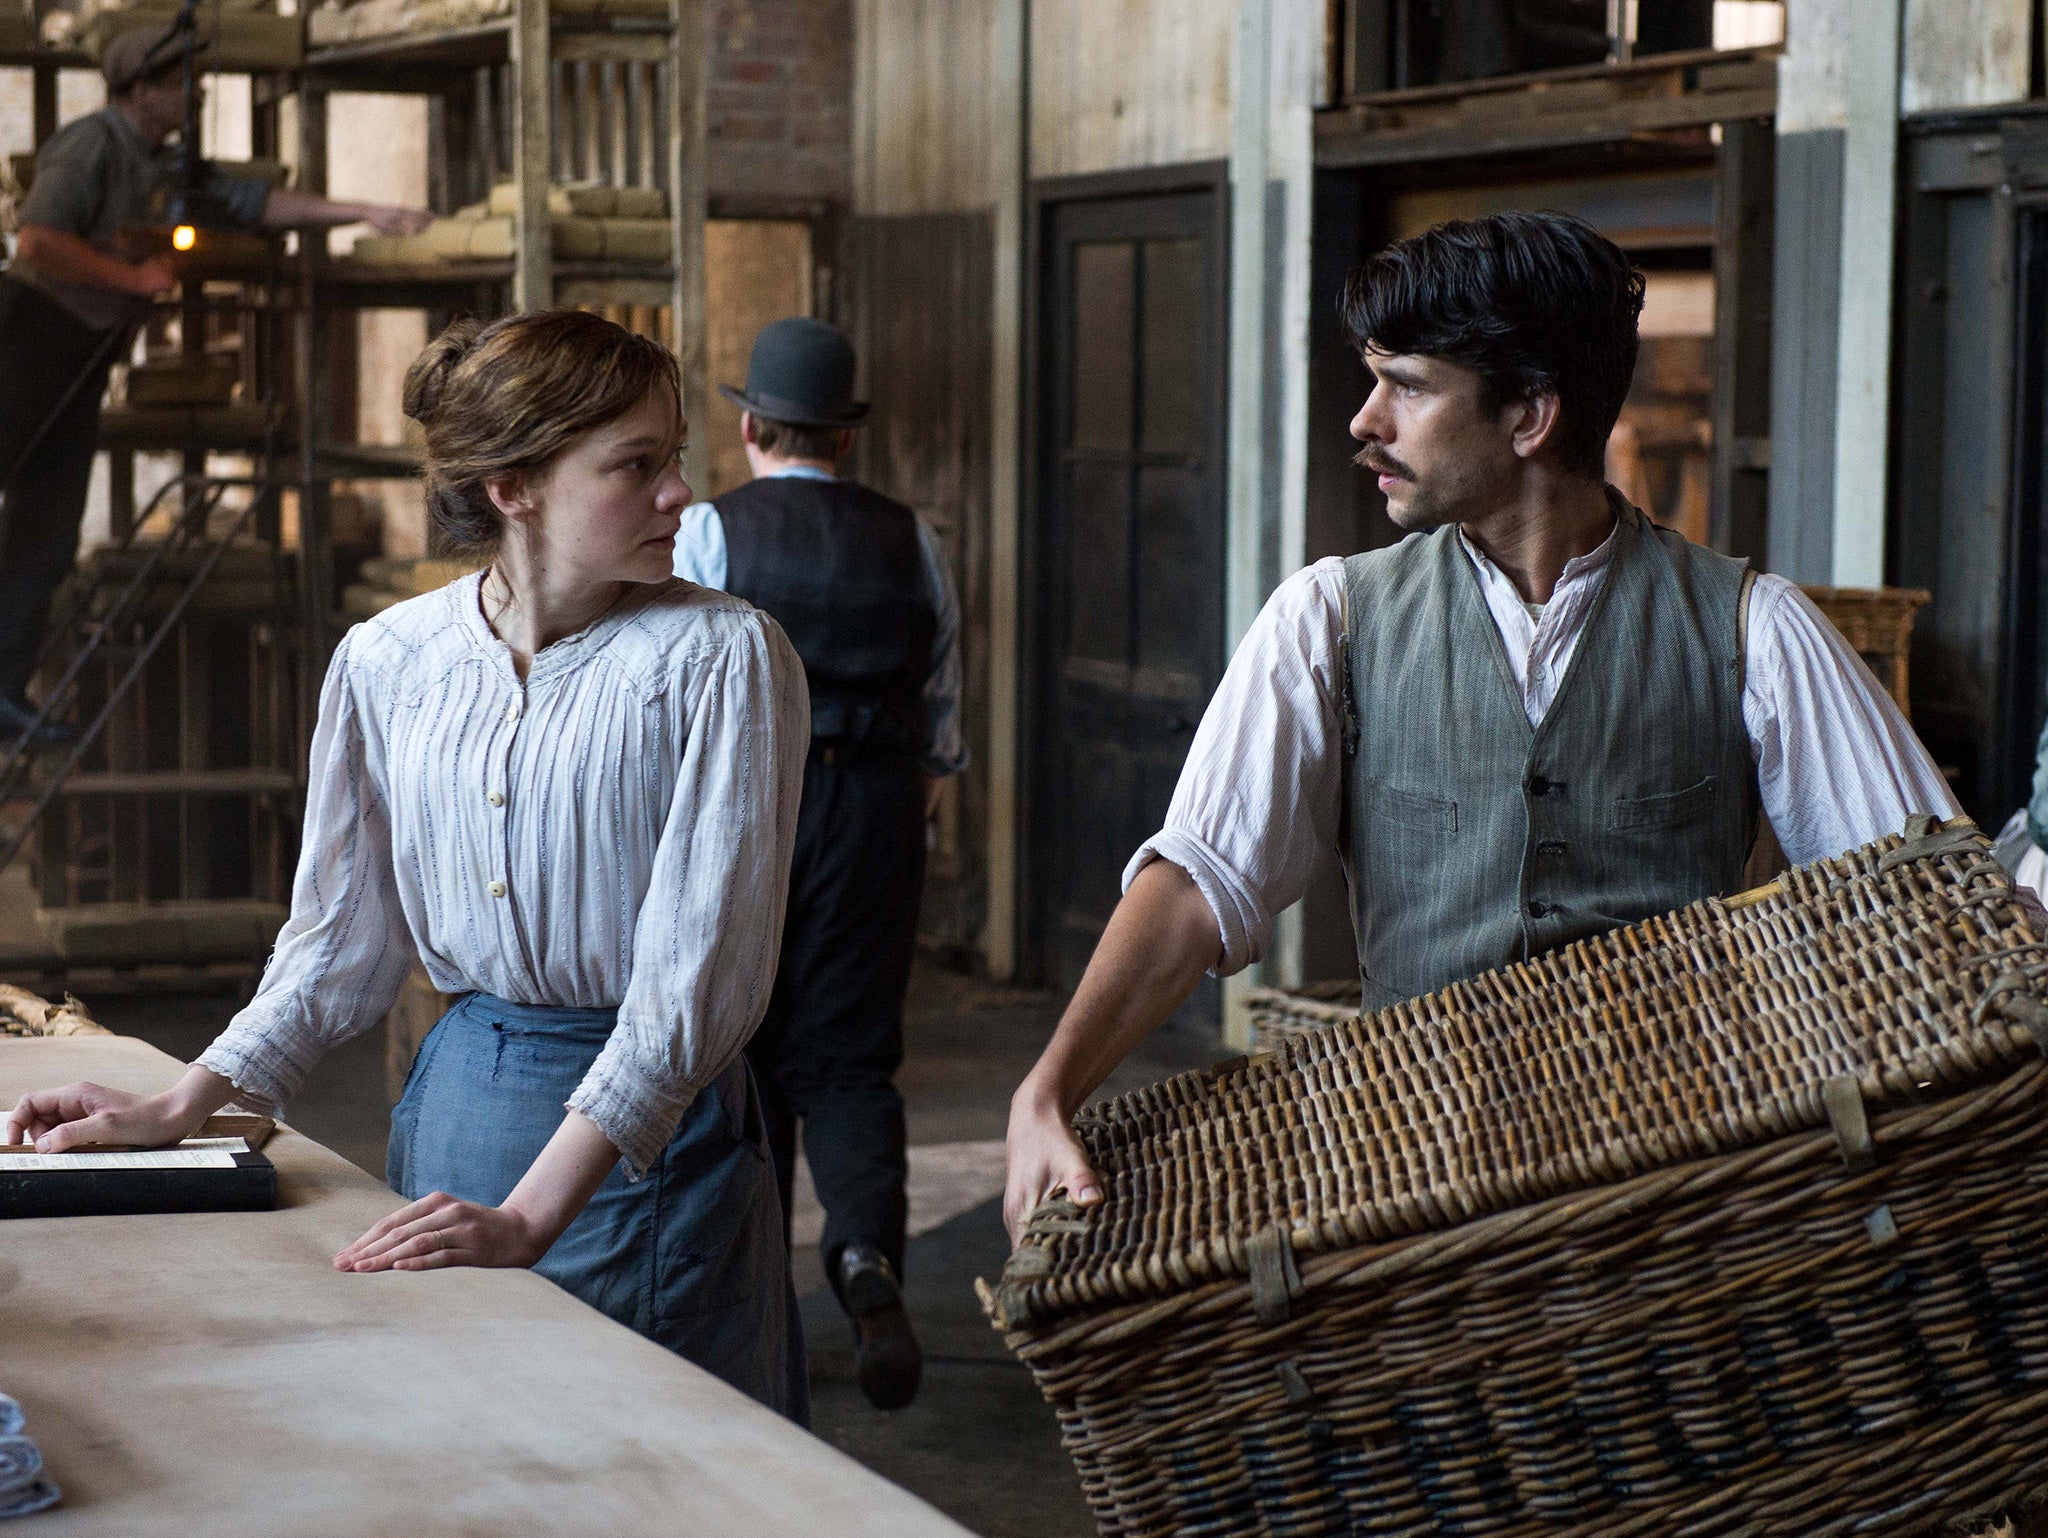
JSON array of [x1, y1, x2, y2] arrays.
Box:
[[1003, 859, 1221, 1246], [260, 188, 432, 236]]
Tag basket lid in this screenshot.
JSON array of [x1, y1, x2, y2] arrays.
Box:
[[988, 817, 2048, 1331]]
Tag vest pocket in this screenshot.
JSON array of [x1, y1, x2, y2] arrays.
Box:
[[1365, 778, 1458, 835], [1611, 775, 1719, 831]]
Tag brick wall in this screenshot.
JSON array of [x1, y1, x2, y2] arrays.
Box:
[[710, 0, 851, 205]]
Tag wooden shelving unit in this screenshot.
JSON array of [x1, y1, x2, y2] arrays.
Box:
[[0, 1, 708, 983], [296, 0, 711, 573]]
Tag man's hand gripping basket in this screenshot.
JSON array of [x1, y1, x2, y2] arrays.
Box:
[[982, 817, 2048, 1536]]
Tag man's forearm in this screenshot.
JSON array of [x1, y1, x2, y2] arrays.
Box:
[[14, 225, 153, 295], [259, 188, 388, 229], [1017, 859, 1222, 1118]]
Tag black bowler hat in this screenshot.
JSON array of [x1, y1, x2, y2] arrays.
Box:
[[718, 317, 870, 428]]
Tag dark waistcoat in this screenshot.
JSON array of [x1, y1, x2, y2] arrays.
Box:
[[716, 475, 936, 749], [1342, 499, 1758, 1010]]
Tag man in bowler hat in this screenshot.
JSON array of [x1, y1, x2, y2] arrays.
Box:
[[674, 316, 964, 1410]]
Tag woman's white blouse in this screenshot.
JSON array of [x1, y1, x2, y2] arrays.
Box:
[[198, 574, 809, 1177]]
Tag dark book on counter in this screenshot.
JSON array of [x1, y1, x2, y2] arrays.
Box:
[[0, 1138, 277, 1218]]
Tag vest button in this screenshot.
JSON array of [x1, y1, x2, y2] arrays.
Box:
[[1528, 775, 1557, 797], [1526, 899, 1550, 918]]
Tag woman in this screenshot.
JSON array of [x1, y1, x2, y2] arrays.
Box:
[[4, 311, 812, 1419]]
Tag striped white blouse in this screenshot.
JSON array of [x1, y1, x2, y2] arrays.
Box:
[[198, 573, 809, 1177]]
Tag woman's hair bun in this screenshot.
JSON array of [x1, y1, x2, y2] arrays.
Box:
[[402, 317, 487, 429]]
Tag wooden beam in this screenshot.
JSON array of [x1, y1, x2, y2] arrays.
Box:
[[511, 0, 553, 312], [1314, 84, 1778, 167], [669, 0, 708, 491]]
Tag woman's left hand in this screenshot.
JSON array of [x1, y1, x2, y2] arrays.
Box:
[[333, 1191, 549, 1272]]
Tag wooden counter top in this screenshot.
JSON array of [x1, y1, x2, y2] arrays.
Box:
[[0, 1034, 973, 1537]]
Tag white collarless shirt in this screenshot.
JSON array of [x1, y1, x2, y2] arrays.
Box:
[[1130, 531, 1961, 976], [199, 575, 810, 1177]]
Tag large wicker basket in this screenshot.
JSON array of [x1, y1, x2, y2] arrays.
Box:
[[983, 817, 2048, 1536]]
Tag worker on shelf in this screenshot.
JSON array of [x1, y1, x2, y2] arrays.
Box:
[[0, 22, 429, 746], [673, 317, 966, 1412], [1002, 210, 1962, 1246]]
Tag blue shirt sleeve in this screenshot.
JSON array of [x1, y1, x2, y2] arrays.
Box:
[[203, 168, 275, 229], [671, 501, 728, 590], [916, 517, 968, 778]]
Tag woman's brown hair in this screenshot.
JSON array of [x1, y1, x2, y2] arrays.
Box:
[[402, 309, 683, 552]]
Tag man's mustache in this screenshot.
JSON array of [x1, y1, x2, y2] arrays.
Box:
[[1353, 442, 1415, 481]]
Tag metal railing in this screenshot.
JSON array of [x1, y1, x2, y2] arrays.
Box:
[[0, 471, 281, 874]]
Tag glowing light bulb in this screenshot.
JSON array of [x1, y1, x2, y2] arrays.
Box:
[[171, 225, 197, 252]]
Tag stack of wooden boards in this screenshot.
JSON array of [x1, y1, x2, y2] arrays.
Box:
[[41, 0, 304, 72], [350, 181, 671, 266], [989, 816, 2048, 1537], [307, 0, 666, 45]]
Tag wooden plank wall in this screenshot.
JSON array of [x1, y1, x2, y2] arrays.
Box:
[[1029, 0, 1237, 179], [1902, 0, 2031, 114], [852, 0, 1007, 956], [845, 214, 995, 950], [853, 0, 1242, 969], [854, 0, 999, 216]]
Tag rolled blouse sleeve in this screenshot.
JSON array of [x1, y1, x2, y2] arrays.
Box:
[[568, 614, 810, 1176], [198, 634, 414, 1112]]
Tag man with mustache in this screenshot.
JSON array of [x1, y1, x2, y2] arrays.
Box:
[[1004, 210, 1957, 1242]]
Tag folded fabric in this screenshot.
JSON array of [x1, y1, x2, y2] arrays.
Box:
[[0, 1435, 39, 1493], [0, 1395, 60, 1519], [0, 1481, 59, 1520]]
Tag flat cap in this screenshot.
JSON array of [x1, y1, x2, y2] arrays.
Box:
[[101, 24, 205, 94]]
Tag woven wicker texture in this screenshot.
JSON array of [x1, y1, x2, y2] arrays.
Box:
[[984, 820, 2048, 1536], [996, 820, 2042, 1330]]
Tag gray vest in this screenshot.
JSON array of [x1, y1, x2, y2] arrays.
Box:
[[1342, 499, 1758, 1010]]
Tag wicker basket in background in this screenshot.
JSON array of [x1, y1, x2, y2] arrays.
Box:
[[987, 816, 2048, 1537]]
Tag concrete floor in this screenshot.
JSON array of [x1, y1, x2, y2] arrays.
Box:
[[88, 958, 1227, 1538]]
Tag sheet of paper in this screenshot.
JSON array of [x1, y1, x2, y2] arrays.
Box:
[[0, 1138, 249, 1172]]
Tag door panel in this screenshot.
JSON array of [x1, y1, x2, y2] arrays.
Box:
[[1035, 187, 1227, 1014]]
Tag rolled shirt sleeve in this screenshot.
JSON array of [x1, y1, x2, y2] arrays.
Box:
[[568, 612, 810, 1176], [1743, 575, 1960, 863], [1122, 560, 1349, 976], [198, 634, 415, 1113], [203, 166, 275, 229]]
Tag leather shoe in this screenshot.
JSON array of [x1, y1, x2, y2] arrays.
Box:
[[837, 1243, 922, 1411], [0, 696, 72, 749]]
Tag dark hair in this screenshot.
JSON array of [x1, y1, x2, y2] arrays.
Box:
[[748, 414, 847, 462], [402, 309, 682, 552], [1340, 211, 1644, 479]]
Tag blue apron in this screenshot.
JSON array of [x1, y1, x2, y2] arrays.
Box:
[[387, 992, 809, 1423]]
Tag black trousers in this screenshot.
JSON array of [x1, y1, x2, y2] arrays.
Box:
[[746, 744, 926, 1292], [0, 277, 121, 705]]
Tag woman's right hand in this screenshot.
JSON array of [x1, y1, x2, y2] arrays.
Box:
[[4, 1080, 210, 1152]]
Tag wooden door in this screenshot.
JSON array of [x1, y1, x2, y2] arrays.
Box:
[[1034, 187, 1227, 1009]]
